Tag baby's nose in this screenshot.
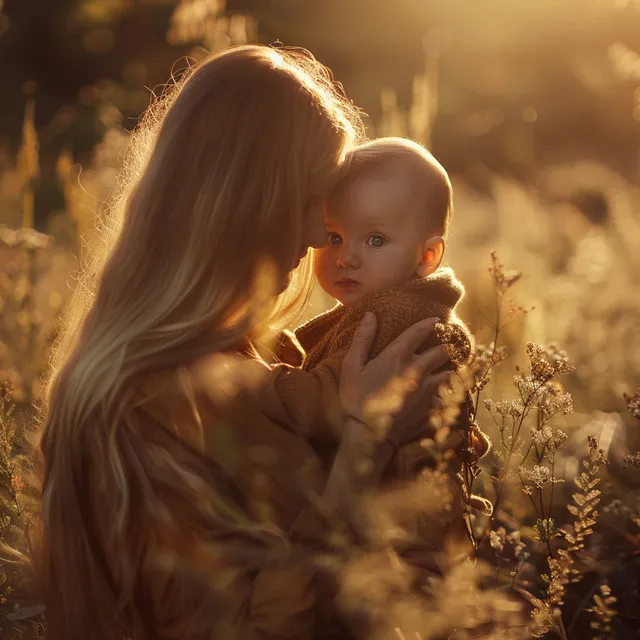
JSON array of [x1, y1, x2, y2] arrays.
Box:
[[337, 244, 360, 268]]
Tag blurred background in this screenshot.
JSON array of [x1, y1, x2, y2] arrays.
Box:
[[1, 5, 640, 636], [0, 0, 639, 443]]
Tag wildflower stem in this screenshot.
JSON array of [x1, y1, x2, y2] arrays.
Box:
[[494, 556, 503, 581], [517, 472, 554, 558], [485, 398, 532, 540], [549, 451, 556, 525], [510, 559, 523, 588], [516, 473, 541, 519], [538, 487, 546, 523], [565, 571, 620, 637], [520, 439, 534, 465], [482, 434, 520, 542], [473, 294, 502, 420]]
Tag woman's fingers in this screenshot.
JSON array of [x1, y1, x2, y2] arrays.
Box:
[[406, 370, 451, 425], [421, 369, 454, 395], [388, 317, 438, 356], [414, 343, 451, 376], [340, 315, 455, 428], [342, 312, 378, 378]]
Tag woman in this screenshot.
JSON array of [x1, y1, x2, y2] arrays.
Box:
[[34, 45, 453, 639]]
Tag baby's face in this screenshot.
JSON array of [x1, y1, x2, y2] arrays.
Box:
[[315, 172, 427, 305]]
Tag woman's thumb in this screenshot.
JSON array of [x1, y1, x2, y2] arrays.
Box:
[[343, 312, 377, 376]]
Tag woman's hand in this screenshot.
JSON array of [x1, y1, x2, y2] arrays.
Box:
[[339, 312, 452, 446], [320, 313, 454, 511]]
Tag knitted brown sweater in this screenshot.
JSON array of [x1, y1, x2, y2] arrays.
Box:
[[259, 268, 492, 611], [260, 267, 490, 482]]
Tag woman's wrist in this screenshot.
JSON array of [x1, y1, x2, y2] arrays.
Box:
[[343, 416, 396, 476], [323, 418, 395, 503]]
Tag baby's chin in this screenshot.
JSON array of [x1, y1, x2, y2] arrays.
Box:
[[330, 286, 370, 307]]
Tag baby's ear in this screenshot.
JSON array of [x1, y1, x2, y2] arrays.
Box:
[[416, 236, 445, 278]]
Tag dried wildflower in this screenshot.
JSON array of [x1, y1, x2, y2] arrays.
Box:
[[530, 425, 568, 456], [526, 342, 575, 384], [0, 380, 13, 404], [488, 249, 522, 296], [623, 452, 640, 469], [531, 436, 607, 637], [489, 398, 524, 423], [189, 352, 269, 409], [167, 0, 256, 52], [476, 342, 508, 368], [0, 224, 51, 250], [489, 526, 526, 562], [434, 321, 471, 365], [623, 387, 640, 420], [538, 384, 573, 421], [362, 367, 419, 436], [0, 370, 24, 404], [520, 464, 564, 490], [471, 342, 507, 393], [0, 380, 34, 631], [531, 425, 552, 448], [341, 542, 527, 638], [10, 474, 24, 493], [533, 518, 558, 544], [550, 429, 568, 451], [508, 400, 524, 421], [587, 435, 608, 465], [490, 526, 507, 555], [587, 583, 617, 640], [506, 297, 534, 319], [526, 464, 552, 489], [427, 368, 468, 436], [506, 530, 526, 560], [492, 399, 509, 418], [602, 498, 638, 519]]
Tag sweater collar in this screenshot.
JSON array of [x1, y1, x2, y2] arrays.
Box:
[[294, 266, 465, 352]]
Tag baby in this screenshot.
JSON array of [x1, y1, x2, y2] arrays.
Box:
[[261, 137, 489, 480], [260, 137, 491, 600]]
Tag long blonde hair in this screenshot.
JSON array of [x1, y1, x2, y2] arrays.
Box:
[[32, 45, 364, 639]]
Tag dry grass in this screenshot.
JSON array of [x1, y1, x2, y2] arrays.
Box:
[[1, 14, 640, 637], [1, 220, 638, 636]]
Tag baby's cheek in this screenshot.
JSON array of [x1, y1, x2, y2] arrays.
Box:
[[373, 257, 407, 285], [313, 249, 333, 286]]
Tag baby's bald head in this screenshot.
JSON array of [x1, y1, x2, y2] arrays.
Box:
[[330, 137, 453, 240]]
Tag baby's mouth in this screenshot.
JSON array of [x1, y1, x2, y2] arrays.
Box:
[[335, 278, 361, 288]]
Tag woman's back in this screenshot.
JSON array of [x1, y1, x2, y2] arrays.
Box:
[[31, 42, 460, 640], [34, 44, 362, 639]]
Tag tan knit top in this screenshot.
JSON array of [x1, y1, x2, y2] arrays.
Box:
[[260, 267, 488, 480]]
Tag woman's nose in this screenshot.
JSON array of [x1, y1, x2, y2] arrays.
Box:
[[337, 243, 360, 269]]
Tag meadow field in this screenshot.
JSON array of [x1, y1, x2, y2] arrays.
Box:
[[1, 1, 639, 638]]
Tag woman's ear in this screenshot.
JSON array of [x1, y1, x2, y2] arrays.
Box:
[[416, 236, 445, 278]]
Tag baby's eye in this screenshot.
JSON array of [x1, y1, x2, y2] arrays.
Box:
[[328, 232, 342, 246], [367, 234, 386, 248]]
